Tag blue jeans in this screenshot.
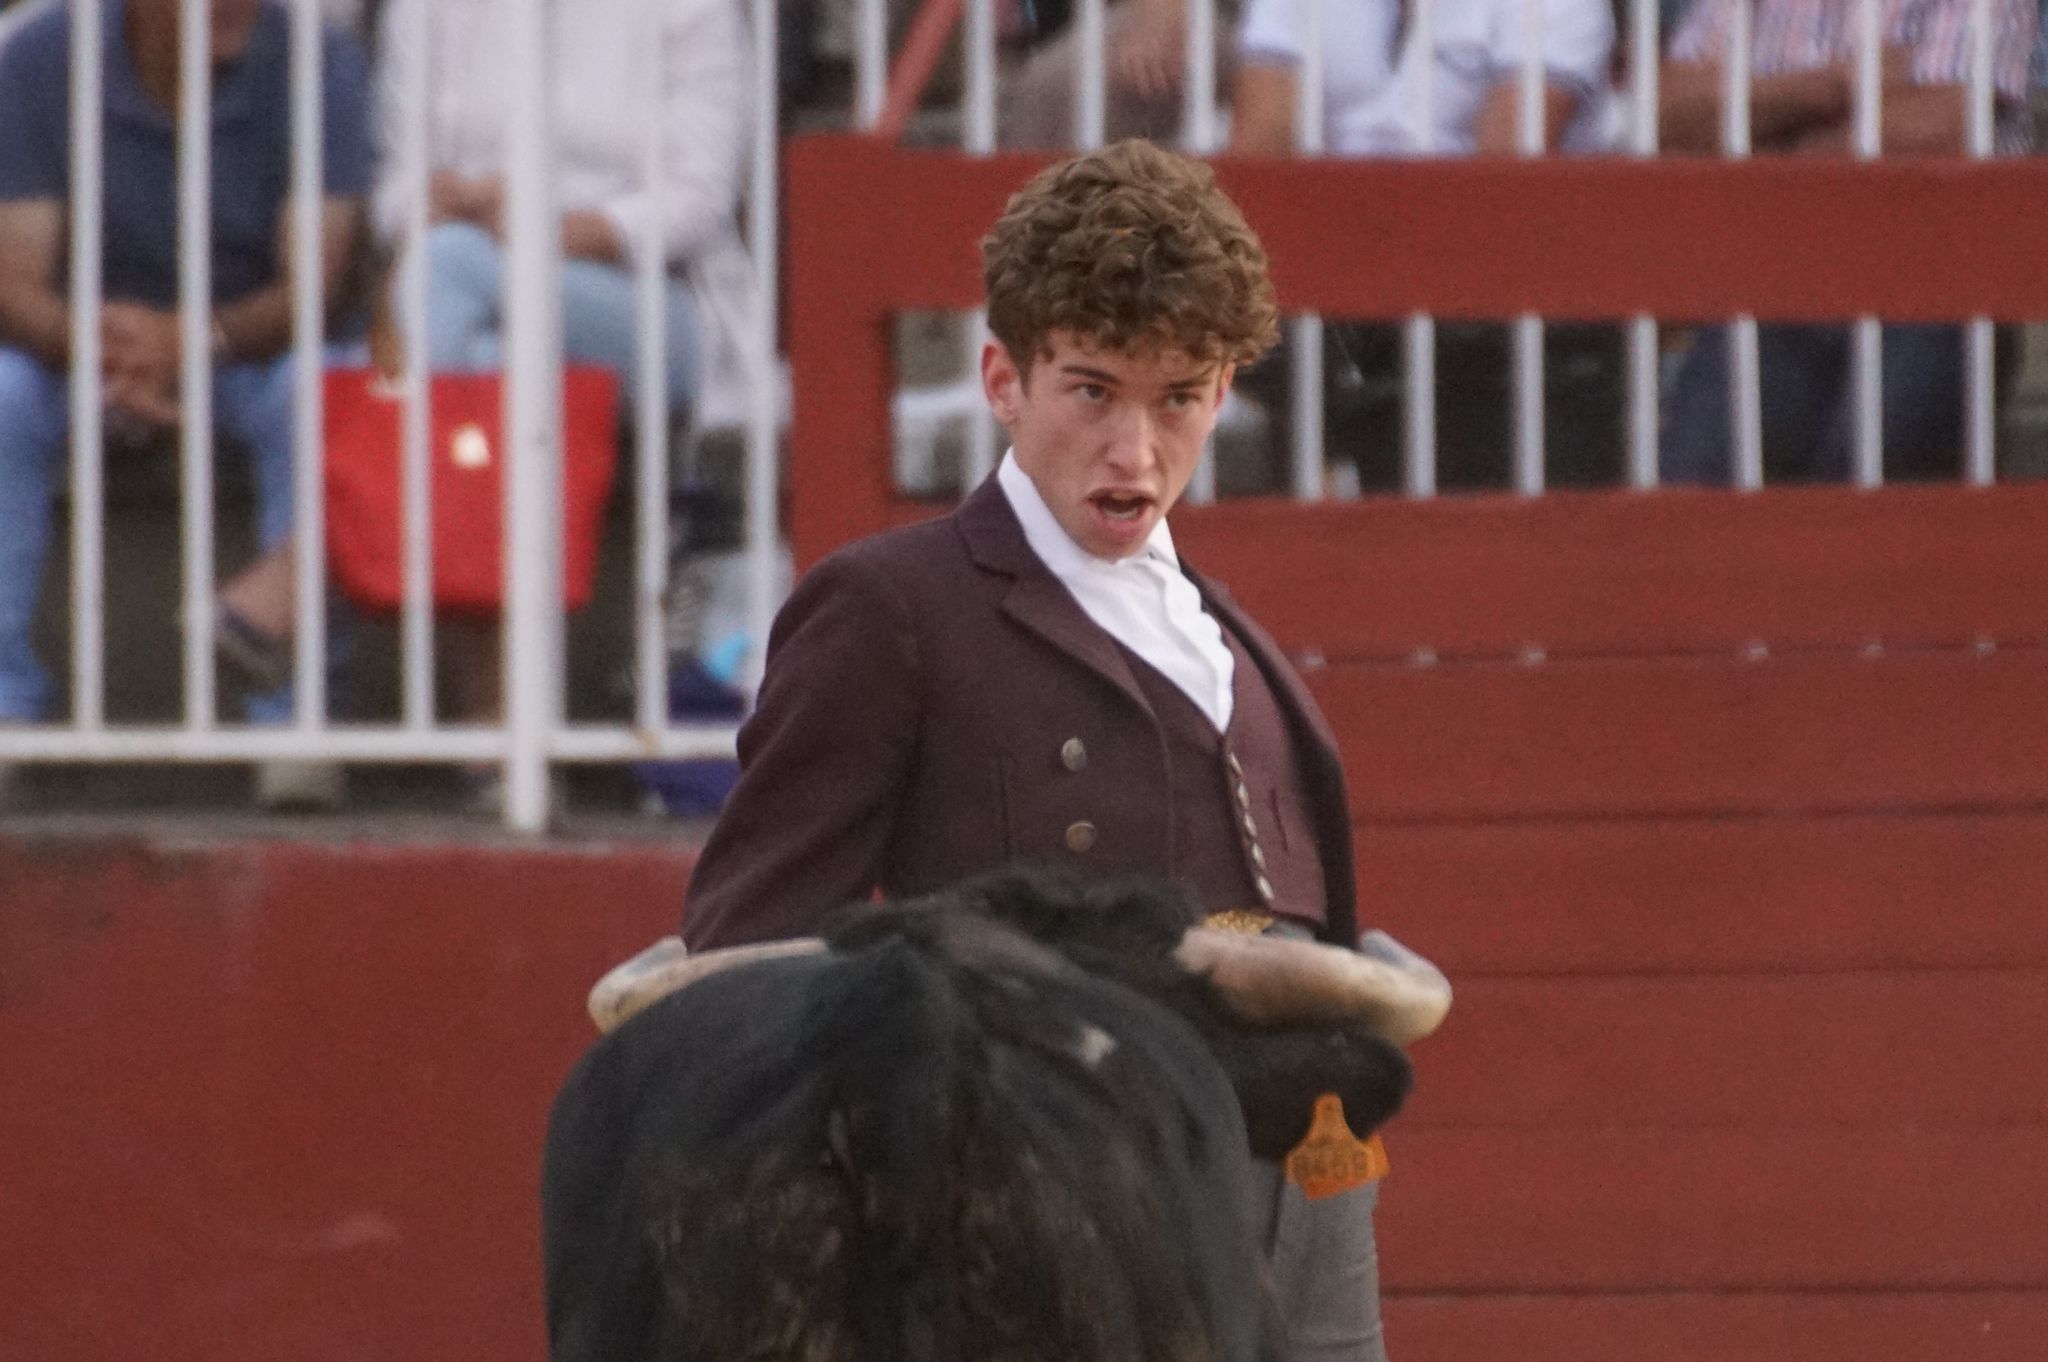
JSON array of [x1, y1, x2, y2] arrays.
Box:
[[1662, 322, 1968, 485], [0, 345, 298, 722], [419, 221, 704, 415]]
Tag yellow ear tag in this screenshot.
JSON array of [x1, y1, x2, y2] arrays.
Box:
[[1283, 1094, 1390, 1201]]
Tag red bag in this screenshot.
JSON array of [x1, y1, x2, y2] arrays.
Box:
[[323, 367, 620, 611]]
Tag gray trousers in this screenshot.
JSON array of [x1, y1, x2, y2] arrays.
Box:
[[1240, 1159, 1387, 1361]]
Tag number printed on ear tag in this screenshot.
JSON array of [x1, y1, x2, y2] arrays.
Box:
[[1283, 1093, 1389, 1201]]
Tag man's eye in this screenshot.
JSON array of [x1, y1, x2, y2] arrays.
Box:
[[1077, 384, 1108, 402]]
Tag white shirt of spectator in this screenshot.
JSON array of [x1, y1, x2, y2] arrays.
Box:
[[1669, 0, 2039, 155], [1236, 0, 1617, 155], [371, 0, 750, 269], [997, 451, 1237, 733]]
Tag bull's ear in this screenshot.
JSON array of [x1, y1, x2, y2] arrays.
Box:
[[587, 936, 828, 1034], [1173, 929, 1452, 1047]]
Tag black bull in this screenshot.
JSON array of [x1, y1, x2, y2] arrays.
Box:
[[542, 871, 1442, 1362]]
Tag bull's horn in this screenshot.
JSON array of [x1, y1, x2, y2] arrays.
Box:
[[587, 936, 827, 1034], [1172, 928, 1451, 1046]]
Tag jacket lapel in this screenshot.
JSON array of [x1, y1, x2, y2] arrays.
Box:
[[954, 479, 1155, 718]]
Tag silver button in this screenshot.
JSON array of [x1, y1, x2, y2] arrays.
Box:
[[1250, 843, 1267, 870], [1226, 751, 1244, 779], [1234, 781, 1252, 810], [1065, 820, 1097, 853], [1061, 738, 1088, 772], [1255, 875, 1276, 904], [1241, 813, 1259, 840]]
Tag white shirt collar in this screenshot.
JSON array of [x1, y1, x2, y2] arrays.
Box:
[[996, 450, 1180, 576]]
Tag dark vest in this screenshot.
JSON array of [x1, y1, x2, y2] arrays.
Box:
[[1115, 625, 1331, 928]]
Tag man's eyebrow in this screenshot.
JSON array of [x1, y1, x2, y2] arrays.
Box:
[[1056, 364, 1215, 390], [1057, 363, 1123, 384]]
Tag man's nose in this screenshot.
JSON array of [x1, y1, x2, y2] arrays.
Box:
[[1103, 403, 1156, 472]]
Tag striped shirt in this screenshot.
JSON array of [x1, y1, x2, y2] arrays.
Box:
[[1670, 0, 2039, 152]]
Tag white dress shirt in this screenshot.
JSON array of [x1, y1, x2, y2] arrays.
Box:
[[998, 453, 1236, 732]]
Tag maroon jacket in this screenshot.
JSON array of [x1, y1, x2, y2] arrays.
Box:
[[681, 479, 1360, 950]]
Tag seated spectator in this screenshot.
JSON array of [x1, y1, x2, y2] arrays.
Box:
[[0, 0, 370, 809], [378, 0, 751, 811], [1000, 0, 1243, 150], [1657, 0, 2039, 485], [371, 0, 748, 421], [1227, 0, 1625, 493], [220, 0, 751, 814]]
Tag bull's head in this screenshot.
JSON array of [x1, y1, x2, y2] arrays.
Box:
[[584, 871, 1450, 1162]]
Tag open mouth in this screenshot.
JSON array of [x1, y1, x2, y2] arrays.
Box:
[[1090, 490, 1154, 523]]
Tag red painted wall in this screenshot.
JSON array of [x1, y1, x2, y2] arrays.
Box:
[[0, 839, 689, 1362]]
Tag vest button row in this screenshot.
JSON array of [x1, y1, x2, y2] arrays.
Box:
[[1066, 820, 1097, 853], [1061, 737, 1088, 772]]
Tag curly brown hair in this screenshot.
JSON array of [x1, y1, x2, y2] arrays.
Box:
[[981, 139, 1280, 374]]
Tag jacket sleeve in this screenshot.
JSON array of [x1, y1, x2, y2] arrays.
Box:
[[680, 548, 922, 949]]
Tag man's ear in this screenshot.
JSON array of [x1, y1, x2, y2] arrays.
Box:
[[1215, 362, 1236, 405], [982, 339, 1024, 428]]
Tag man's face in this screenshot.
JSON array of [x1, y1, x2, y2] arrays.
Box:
[[983, 330, 1232, 561]]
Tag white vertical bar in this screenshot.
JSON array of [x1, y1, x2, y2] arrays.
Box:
[[68, 0, 105, 729], [1513, 0, 1543, 495], [502, 0, 563, 830], [1626, 0, 1659, 488], [1725, 0, 1762, 488], [1965, 0, 1996, 484], [1188, 436, 1218, 502], [1076, 0, 1108, 148], [1404, 317, 1436, 497], [1966, 0, 1996, 155], [1850, 321, 1882, 486], [1182, 0, 1217, 150], [963, 0, 999, 491], [1517, 0, 1545, 156], [1290, 316, 1324, 499], [1512, 316, 1543, 495], [965, 320, 1000, 488], [1966, 319, 1995, 485], [964, 0, 997, 151], [634, 7, 671, 736], [1852, 0, 1882, 156], [290, 0, 327, 723], [1299, 0, 1325, 151], [1722, 0, 1752, 156], [1730, 320, 1763, 489], [1628, 0, 1659, 155], [1627, 316, 1658, 488], [856, 0, 889, 128], [1405, 0, 1436, 497], [1848, 0, 1883, 488], [744, 0, 782, 695], [1286, 0, 1324, 500], [399, 0, 434, 726], [179, 0, 217, 728]]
